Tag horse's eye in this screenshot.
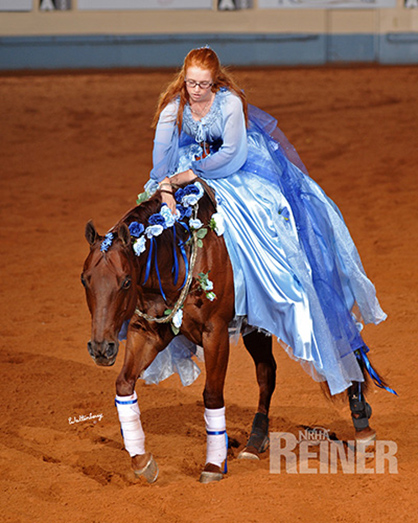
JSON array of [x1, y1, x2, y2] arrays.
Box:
[[122, 277, 131, 290], [81, 274, 87, 287]]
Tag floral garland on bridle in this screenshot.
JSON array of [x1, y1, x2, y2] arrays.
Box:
[[101, 181, 224, 334]]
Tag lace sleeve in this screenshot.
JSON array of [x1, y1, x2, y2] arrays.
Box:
[[191, 93, 248, 179], [150, 100, 179, 182]]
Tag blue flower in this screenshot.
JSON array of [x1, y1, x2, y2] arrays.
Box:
[[148, 213, 166, 227], [128, 221, 145, 238], [174, 188, 185, 203], [100, 232, 113, 252], [184, 184, 200, 196], [175, 182, 204, 207], [177, 204, 193, 220]]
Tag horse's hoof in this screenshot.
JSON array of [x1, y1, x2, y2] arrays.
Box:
[[355, 427, 376, 445], [134, 454, 159, 484], [199, 463, 223, 484], [238, 433, 269, 460], [238, 446, 260, 460]]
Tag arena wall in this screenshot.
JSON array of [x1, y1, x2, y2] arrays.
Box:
[[0, 0, 417, 69]]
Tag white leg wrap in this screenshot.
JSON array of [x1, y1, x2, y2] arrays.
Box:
[[204, 407, 227, 468], [115, 391, 146, 457]]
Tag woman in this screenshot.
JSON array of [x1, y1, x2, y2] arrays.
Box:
[[144, 47, 387, 397]]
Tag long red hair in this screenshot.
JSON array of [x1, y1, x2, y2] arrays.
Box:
[[152, 47, 248, 131]]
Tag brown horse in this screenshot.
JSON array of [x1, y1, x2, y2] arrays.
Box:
[[82, 180, 377, 483]]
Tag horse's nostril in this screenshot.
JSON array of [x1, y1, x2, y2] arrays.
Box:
[[87, 341, 94, 356], [106, 342, 116, 359]]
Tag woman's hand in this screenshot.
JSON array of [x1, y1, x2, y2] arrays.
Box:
[[170, 169, 197, 186], [158, 177, 176, 214], [158, 170, 197, 214]]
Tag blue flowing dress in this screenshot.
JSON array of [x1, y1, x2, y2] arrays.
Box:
[[142, 88, 386, 395]]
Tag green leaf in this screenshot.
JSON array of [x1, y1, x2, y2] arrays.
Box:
[[164, 309, 172, 316], [137, 191, 149, 204], [197, 239, 203, 248], [171, 324, 180, 336], [196, 228, 208, 239]]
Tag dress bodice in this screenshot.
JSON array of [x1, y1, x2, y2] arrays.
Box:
[[182, 90, 225, 144], [150, 88, 248, 181]]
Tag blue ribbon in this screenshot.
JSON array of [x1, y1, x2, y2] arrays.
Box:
[[172, 226, 179, 285], [153, 238, 167, 302], [141, 218, 193, 304], [206, 429, 228, 474], [356, 347, 397, 396], [143, 235, 154, 286], [178, 221, 191, 290], [142, 236, 167, 302]]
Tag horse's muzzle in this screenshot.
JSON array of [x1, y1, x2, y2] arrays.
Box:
[[87, 339, 119, 366]]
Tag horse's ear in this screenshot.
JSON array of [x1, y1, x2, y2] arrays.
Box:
[[117, 223, 131, 248], [85, 220, 98, 246]]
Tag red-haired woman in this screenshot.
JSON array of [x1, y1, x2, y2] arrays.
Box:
[[144, 47, 387, 471]]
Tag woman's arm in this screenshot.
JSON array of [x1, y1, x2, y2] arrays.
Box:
[[191, 94, 248, 179], [150, 100, 179, 183], [157, 170, 197, 213]]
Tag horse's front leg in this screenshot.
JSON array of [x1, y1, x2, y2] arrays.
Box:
[[115, 326, 171, 483], [199, 323, 230, 484]]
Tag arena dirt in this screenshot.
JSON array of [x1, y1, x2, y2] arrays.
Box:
[[0, 66, 417, 522]]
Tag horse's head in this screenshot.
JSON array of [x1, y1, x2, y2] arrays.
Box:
[[82, 221, 138, 366]]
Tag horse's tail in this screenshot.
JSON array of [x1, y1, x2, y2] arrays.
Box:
[[320, 345, 396, 401]]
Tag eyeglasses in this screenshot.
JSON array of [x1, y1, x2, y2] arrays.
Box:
[[184, 79, 213, 90]]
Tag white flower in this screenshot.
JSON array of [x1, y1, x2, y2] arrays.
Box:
[[133, 236, 147, 256], [202, 278, 213, 291], [172, 309, 183, 329], [210, 212, 225, 236], [182, 194, 199, 207], [145, 224, 164, 238], [206, 292, 217, 302], [194, 181, 204, 199], [189, 218, 203, 230], [160, 204, 177, 228]]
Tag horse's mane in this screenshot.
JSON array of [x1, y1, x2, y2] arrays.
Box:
[[117, 193, 164, 229], [115, 181, 217, 237], [108, 182, 218, 298]]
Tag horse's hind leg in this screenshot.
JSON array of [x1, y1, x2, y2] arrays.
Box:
[[348, 381, 376, 444], [238, 330, 277, 460]]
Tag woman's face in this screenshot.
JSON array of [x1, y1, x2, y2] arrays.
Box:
[[185, 66, 213, 104]]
